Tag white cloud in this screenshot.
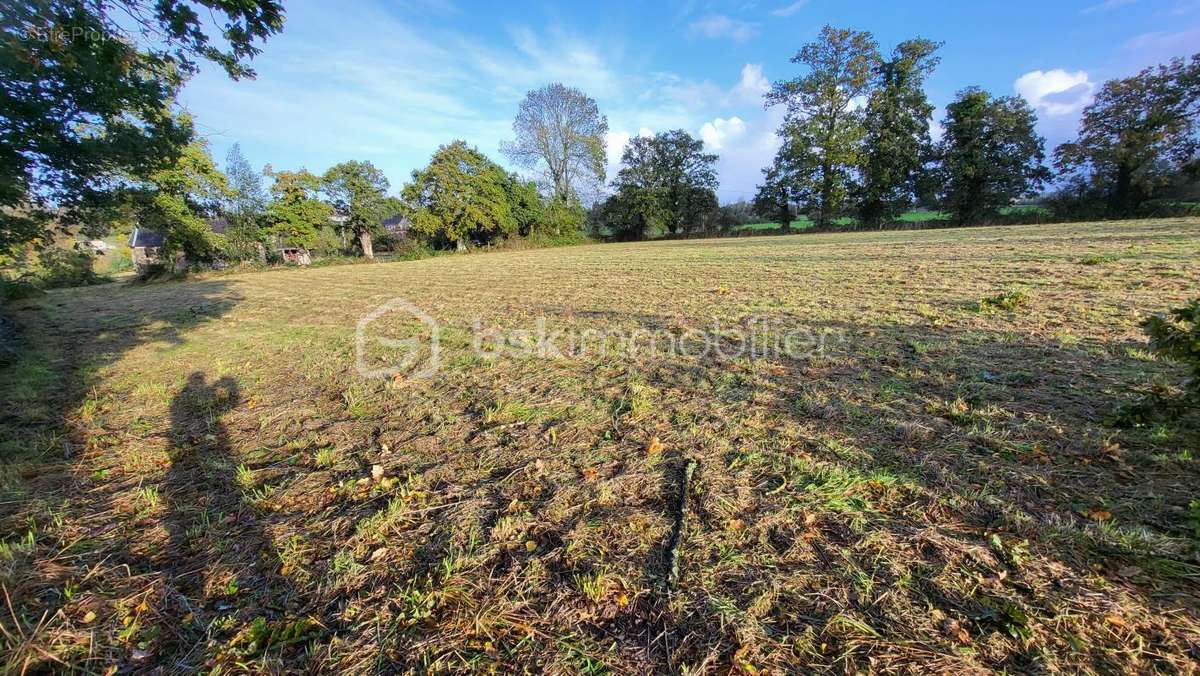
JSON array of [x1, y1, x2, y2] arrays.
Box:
[[688, 15, 757, 42], [1014, 69, 1095, 116], [1081, 0, 1136, 13], [771, 1, 809, 17], [700, 116, 746, 150], [1124, 25, 1200, 62], [732, 64, 770, 103], [603, 128, 656, 179]]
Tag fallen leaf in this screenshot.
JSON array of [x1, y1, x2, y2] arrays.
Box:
[[1105, 614, 1127, 627], [524, 540, 538, 552], [1087, 510, 1113, 522], [616, 593, 629, 607], [646, 437, 665, 455], [82, 610, 97, 624], [942, 619, 971, 645], [582, 467, 599, 482], [728, 518, 746, 531], [370, 547, 388, 562], [1116, 566, 1142, 578]]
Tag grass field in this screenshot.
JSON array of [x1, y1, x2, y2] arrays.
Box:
[[2, 218, 1199, 672]]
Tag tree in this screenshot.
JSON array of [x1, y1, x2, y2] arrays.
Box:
[[224, 144, 267, 259], [129, 139, 231, 263], [1055, 54, 1200, 217], [323, 161, 390, 259], [0, 0, 283, 257], [500, 83, 608, 203], [402, 141, 517, 249], [754, 140, 812, 231], [612, 130, 719, 236], [591, 188, 665, 241], [935, 88, 1049, 226], [767, 26, 880, 228], [504, 177, 546, 237], [263, 167, 331, 249], [857, 39, 941, 227]]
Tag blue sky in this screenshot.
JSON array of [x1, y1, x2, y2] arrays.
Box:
[[179, 0, 1200, 203]]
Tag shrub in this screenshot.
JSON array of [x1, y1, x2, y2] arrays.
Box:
[[0, 277, 42, 301], [979, 290, 1029, 312], [1143, 299, 1200, 391], [35, 248, 101, 288], [1109, 299, 1200, 427], [1080, 253, 1119, 266]]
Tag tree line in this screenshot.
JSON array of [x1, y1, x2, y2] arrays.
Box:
[[597, 26, 1199, 241], [2, 3, 1199, 269]]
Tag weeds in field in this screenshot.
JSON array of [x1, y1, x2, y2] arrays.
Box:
[[1, 219, 1198, 672], [979, 289, 1030, 312]]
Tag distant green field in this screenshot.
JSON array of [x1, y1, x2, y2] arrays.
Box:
[[734, 205, 1051, 232]]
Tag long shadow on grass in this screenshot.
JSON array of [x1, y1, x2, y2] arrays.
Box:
[[0, 280, 243, 671], [157, 372, 301, 665]]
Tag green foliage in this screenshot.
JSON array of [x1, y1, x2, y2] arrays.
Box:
[[767, 26, 880, 228], [0, 0, 283, 258], [223, 144, 267, 260], [935, 88, 1050, 226], [34, 248, 101, 288], [539, 198, 587, 237], [263, 167, 332, 249], [592, 186, 667, 241], [857, 39, 941, 227], [608, 130, 719, 238], [1110, 299, 1200, 427], [0, 276, 42, 301], [505, 178, 546, 236], [979, 290, 1029, 312], [403, 141, 518, 247], [323, 160, 391, 258], [129, 139, 231, 263], [1143, 299, 1200, 385], [500, 83, 609, 202], [754, 150, 801, 231], [1055, 55, 1200, 217]]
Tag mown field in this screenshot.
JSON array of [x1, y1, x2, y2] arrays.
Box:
[[2, 218, 1199, 673]]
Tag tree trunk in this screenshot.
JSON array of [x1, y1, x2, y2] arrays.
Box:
[[358, 230, 374, 259], [1110, 163, 1134, 217], [820, 161, 834, 229], [456, 239, 467, 252]]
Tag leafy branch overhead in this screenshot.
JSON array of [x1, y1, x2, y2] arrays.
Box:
[[0, 0, 284, 254]]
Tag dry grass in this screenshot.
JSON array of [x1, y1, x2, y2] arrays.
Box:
[[1, 218, 1199, 673]]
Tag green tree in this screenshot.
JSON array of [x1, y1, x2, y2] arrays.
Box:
[[263, 167, 331, 250], [323, 161, 391, 259], [504, 177, 546, 237], [1055, 55, 1200, 217], [767, 26, 880, 228], [0, 0, 283, 257], [224, 143, 267, 259], [130, 139, 231, 263], [857, 39, 941, 227], [935, 88, 1049, 226], [612, 130, 719, 236], [754, 139, 814, 231], [500, 83, 609, 203], [402, 141, 517, 249], [591, 188, 665, 241]]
